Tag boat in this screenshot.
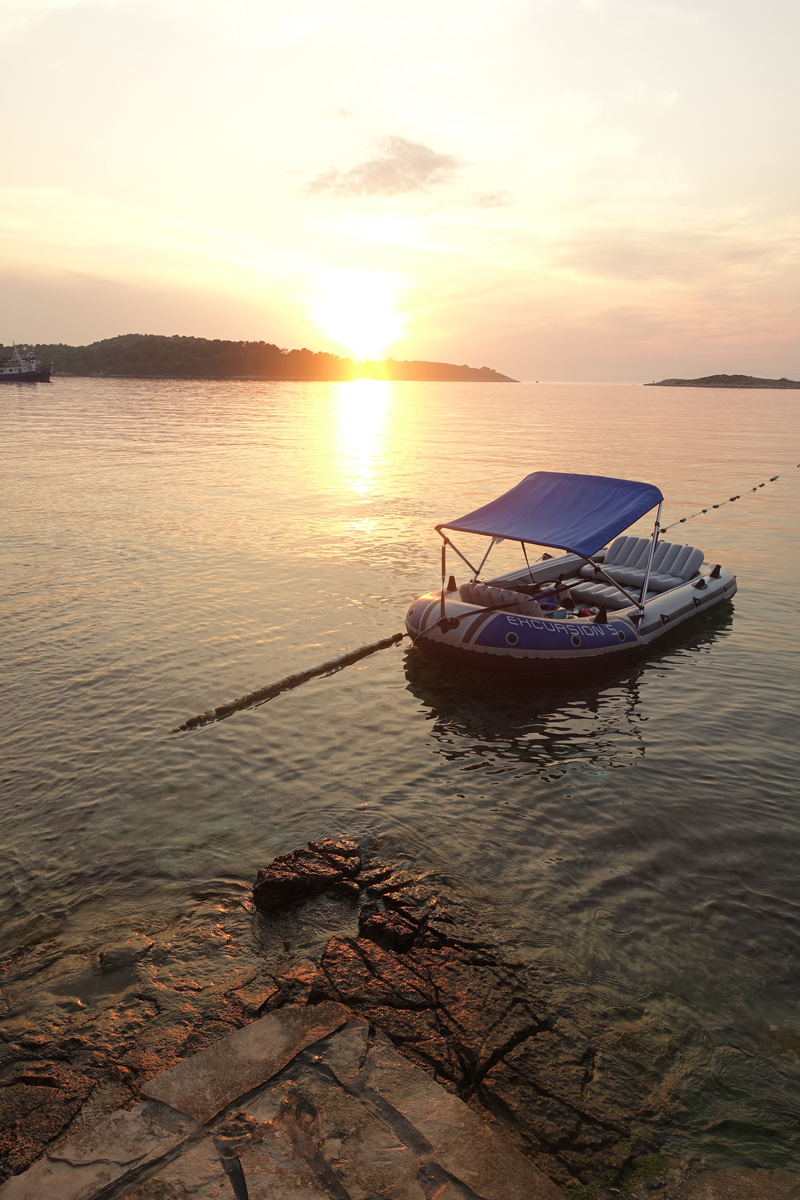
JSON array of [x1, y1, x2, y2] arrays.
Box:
[[0, 345, 52, 383], [406, 471, 737, 671]]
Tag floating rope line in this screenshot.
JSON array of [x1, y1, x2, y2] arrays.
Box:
[[171, 632, 406, 732], [173, 463, 797, 730], [661, 463, 799, 532]]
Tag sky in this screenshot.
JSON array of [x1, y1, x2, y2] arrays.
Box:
[[1, 0, 798, 380]]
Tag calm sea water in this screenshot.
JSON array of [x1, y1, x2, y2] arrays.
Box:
[[2, 378, 799, 1169]]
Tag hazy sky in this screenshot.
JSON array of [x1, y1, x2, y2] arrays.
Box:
[[1, 0, 798, 379]]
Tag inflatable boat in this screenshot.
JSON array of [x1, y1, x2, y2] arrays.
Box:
[[406, 471, 737, 672]]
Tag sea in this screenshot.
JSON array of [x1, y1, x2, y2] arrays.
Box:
[[2, 377, 799, 1170]]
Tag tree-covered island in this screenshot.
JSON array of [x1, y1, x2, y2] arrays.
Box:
[[14, 334, 516, 382], [647, 373, 800, 388]]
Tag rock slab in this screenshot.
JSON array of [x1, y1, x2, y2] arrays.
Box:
[[258, 841, 637, 1187], [355, 1030, 565, 1200], [0, 1102, 186, 1200], [2, 1012, 567, 1200], [141, 1001, 347, 1123]]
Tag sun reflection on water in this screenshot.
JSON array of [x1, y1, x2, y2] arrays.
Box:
[[334, 379, 392, 496]]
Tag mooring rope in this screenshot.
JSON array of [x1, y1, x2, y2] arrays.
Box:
[[173, 463, 797, 730], [171, 632, 406, 732], [661, 463, 799, 532]]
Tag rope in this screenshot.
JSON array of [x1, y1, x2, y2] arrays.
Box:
[[661, 463, 799, 532], [173, 464, 796, 731], [171, 632, 406, 732]]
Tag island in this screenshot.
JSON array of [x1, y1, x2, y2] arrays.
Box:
[[646, 373, 800, 389], [15, 334, 516, 382]]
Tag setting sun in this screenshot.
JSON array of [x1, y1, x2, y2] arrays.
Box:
[[311, 270, 405, 361]]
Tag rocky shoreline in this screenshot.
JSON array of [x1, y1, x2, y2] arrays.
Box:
[[2, 837, 798, 1199], [253, 838, 646, 1190]]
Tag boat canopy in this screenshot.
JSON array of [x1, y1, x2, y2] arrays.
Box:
[[440, 471, 663, 559]]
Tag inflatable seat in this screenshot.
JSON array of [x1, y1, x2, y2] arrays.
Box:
[[459, 582, 542, 616], [573, 536, 704, 608], [568, 581, 636, 610], [579, 536, 703, 594]]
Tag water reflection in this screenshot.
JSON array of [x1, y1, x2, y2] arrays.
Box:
[[403, 604, 734, 782], [333, 379, 391, 496]]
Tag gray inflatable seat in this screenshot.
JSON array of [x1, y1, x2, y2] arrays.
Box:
[[460, 582, 542, 616], [579, 536, 703, 593], [582, 535, 651, 573], [647, 542, 705, 589], [574, 535, 704, 607], [569, 581, 636, 610]]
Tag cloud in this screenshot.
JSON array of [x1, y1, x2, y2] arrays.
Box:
[[261, 0, 370, 48], [0, 0, 129, 39], [556, 221, 800, 283], [643, 3, 707, 26], [472, 192, 513, 209], [308, 137, 463, 198]]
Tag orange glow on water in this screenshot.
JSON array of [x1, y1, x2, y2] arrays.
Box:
[[333, 378, 391, 495]]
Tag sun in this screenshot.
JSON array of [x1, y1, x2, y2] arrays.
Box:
[[311, 269, 405, 361]]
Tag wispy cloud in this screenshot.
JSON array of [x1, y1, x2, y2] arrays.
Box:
[[556, 219, 800, 283], [472, 192, 513, 208], [262, 0, 370, 48], [643, 3, 708, 26], [0, 0, 129, 39], [308, 137, 463, 198]]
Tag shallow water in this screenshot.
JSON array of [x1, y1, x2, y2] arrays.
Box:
[[2, 377, 799, 1169]]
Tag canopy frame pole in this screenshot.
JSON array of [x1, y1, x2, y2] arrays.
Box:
[[440, 541, 446, 619], [637, 502, 663, 613], [435, 527, 479, 576], [521, 541, 536, 586], [470, 537, 497, 582]]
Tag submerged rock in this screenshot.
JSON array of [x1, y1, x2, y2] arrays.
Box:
[[0, 894, 284, 1183], [253, 839, 361, 912], [5, 839, 790, 1198], [252, 841, 649, 1191]]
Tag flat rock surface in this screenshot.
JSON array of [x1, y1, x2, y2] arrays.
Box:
[[123, 1131, 333, 1200], [3, 1010, 568, 1200], [258, 841, 641, 1189], [4, 840, 795, 1200], [0, 1156, 126, 1200], [318, 1017, 371, 1085], [0, 883, 296, 1180], [245, 1048, 428, 1199], [0, 1103, 185, 1200], [48, 1105, 182, 1165], [356, 1030, 564, 1200], [141, 1001, 347, 1123]]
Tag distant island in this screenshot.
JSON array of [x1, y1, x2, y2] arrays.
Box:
[[10, 334, 516, 382], [647, 373, 800, 389]]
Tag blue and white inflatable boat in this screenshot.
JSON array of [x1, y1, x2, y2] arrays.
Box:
[[406, 471, 737, 671]]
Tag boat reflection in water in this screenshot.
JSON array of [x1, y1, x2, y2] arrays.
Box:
[[402, 602, 734, 786]]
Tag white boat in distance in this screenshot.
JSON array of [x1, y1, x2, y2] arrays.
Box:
[[406, 471, 737, 671], [0, 345, 52, 383]]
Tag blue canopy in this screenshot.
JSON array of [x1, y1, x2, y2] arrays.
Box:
[[441, 471, 663, 559]]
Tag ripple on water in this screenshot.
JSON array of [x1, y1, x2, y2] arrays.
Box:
[[1, 378, 799, 1172]]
